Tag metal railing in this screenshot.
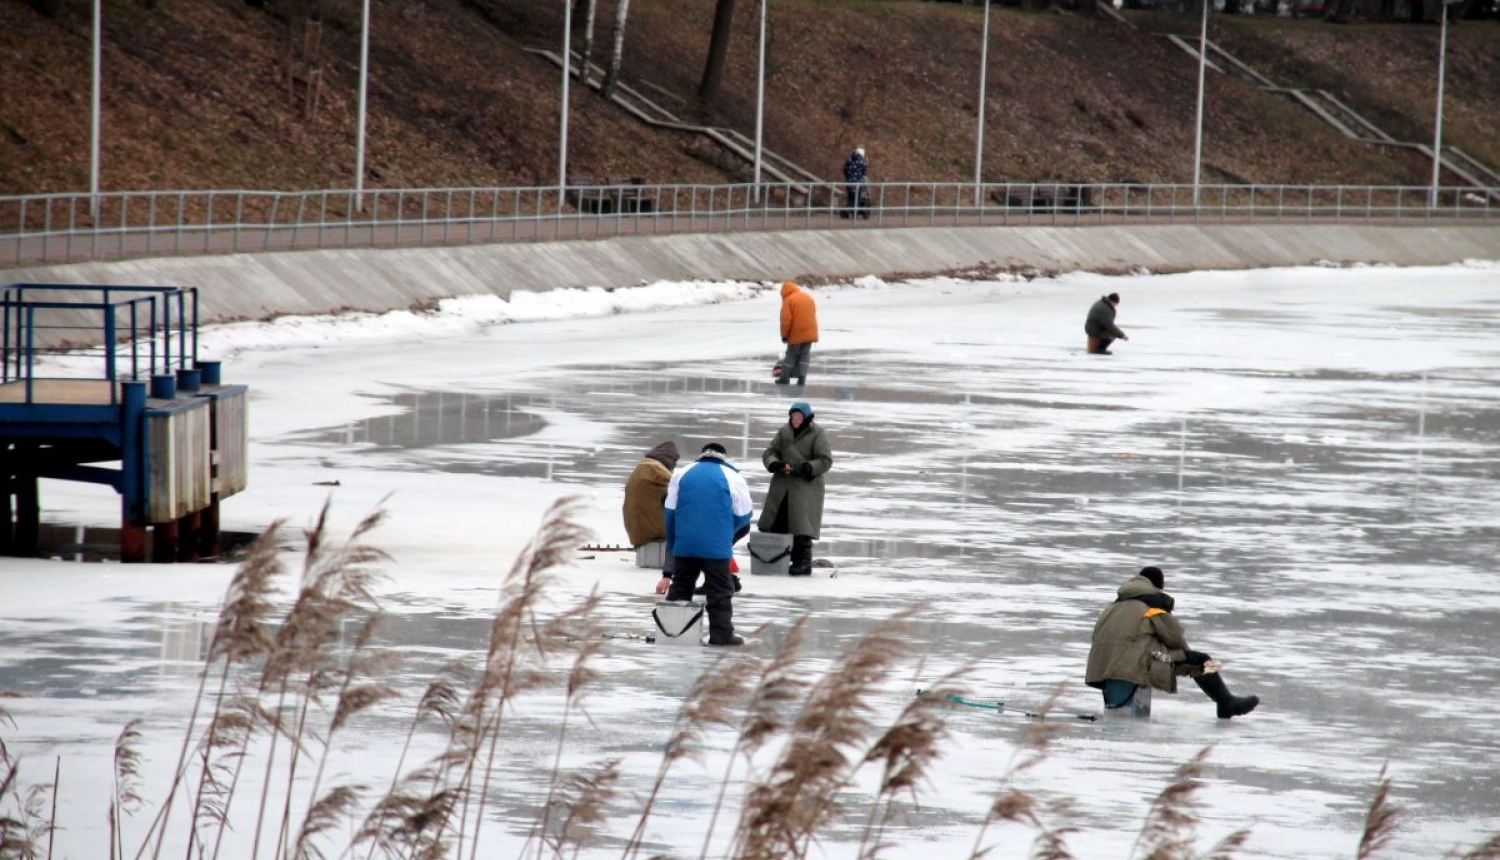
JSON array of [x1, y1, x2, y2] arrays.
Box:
[[1, 181, 1494, 268], [1, 283, 198, 404]]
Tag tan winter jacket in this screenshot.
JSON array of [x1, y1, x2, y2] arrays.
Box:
[[623, 455, 674, 547], [1084, 575, 1193, 694]]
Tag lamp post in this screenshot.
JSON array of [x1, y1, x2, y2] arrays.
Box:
[[974, 0, 991, 207], [1191, 0, 1209, 207], [1430, 0, 1463, 209], [89, 0, 100, 221], [354, 0, 370, 212], [753, 0, 767, 203], [559, 0, 573, 199]]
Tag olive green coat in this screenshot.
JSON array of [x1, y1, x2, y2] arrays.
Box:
[[1084, 575, 1195, 694], [758, 421, 833, 538]]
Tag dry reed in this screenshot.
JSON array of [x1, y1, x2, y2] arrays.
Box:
[[698, 618, 810, 860], [854, 663, 969, 860], [1355, 764, 1399, 860], [1129, 745, 1227, 860], [731, 611, 914, 860], [545, 759, 622, 860], [622, 645, 761, 860]]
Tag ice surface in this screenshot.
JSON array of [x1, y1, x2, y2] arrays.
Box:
[[2, 264, 1498, 859]]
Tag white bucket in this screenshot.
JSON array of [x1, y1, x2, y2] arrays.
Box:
[[748, 532, 793, 575], [1104, 685, 1152, 719], [652, 600, 704, 647], [634, 541, 666, 569]]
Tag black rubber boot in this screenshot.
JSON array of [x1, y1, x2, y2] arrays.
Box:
[[1194, 673, 1260, 719], [788, 535, 814, 576]]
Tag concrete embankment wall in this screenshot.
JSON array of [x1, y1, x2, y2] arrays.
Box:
[[6, 224, 1499, 344]]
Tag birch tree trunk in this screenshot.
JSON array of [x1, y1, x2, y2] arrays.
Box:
[[601, 0, 631, 98], [578, 0, 598, 84]]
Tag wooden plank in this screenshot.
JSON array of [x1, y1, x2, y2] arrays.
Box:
[[0, 379, 117, 405], [213, 388, 249, 498], [147, 402, 211, 523]]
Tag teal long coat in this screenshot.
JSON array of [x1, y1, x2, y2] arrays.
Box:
[[758, 421, 833, 538]]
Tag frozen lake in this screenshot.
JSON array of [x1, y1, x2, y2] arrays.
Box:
[[3, 263, 1499, 859]]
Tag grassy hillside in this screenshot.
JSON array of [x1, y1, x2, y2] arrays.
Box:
[[1, 0, 1495, 196]]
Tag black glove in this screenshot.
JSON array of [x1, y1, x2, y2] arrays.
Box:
[[795, 462, 815, 480], [1183, 650, 1212, 666], [732, 574, 743, 593], [767, 461, 786, 474]]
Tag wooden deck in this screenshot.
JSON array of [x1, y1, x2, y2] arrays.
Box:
[[0, 379, 118, 405]]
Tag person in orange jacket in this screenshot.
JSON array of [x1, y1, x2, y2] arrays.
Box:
[[776, 281, 819, 386]]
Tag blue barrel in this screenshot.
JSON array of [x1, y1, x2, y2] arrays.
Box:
[[176, 368, 202, 392], [150, 373, 177, 399]]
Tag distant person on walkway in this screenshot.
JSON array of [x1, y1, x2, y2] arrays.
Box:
[[623, 440, 679, 594], [842, 146, 869, 220], [777, 280, 819, 386], [759, 402, 833, 577], [664, 442, 754, 646], [1085, 567, 1260, 719], [1085, 292, 1128, 355]]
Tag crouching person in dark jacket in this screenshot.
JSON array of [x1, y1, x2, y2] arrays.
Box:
[[1084, 292, 1128, 355], [665, 443, 754, 646], [1085, 566, 1259, 719]]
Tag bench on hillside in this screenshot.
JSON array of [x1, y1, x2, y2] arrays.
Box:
[[994, 184, 1095, 214], [567, 177, 656, 214]]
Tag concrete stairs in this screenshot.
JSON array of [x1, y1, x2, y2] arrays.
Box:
[[525, 48, 827, 199], [1155, 32, 1500, 200]]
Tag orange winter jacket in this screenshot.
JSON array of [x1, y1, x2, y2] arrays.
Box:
[[780, 282, 819, 344]]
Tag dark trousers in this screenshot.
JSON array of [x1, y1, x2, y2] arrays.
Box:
[[778, 341, 812, 384], [666, 556, 734, 641], [1087, 335, 1115, 354], [844, 184, 867, 218], [767, 504, 815, 573]]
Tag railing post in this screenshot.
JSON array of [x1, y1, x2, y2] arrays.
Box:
[[104, 303, 118, 402]]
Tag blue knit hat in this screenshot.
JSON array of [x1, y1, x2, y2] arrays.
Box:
[[789, 402, 813, 421]]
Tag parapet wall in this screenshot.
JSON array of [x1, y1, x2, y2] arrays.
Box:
[[5, 224, 1498, 344]]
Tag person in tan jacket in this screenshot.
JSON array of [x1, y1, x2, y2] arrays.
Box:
[[623, 441, 679, 593], [776, 281, 819, 386], [1085, 567, 1259, 719]]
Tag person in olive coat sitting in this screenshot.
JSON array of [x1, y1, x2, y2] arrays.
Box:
[[1085, 566, 1259, 719], [759, 402, 833, 576], [623, 441, 679, 593]]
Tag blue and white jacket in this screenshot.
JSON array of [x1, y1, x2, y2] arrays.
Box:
[[664, 453, 753, 560]]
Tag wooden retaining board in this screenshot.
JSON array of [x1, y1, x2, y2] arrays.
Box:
[[146, 400, 212, 523], [207, 385, 248, 499]]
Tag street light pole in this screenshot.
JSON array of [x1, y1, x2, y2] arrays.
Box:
[[1430, 0, 1460, 208], [354, 0, 370, 212], [1191, 0, 1208, 206], [559, 0, 573, 199], [754, 0, 767, 203], [90, 0, 101, 221], [974, 0, 991, 207]]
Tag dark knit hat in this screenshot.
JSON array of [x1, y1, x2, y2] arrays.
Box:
[[1107, 292, 1121, 304], [701, 442, 728, 456], [1139, 566, 1164, 589]]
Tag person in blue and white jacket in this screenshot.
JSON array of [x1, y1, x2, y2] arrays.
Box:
[[664, 442, 754, 646]]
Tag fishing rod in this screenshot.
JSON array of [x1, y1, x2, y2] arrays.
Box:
[[916, 689, 1099, 722]]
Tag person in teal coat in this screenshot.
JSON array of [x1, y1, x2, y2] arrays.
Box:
[[758, 402, 834, 576]]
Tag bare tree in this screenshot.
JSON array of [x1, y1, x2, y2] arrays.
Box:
[[697, 0, 738, 108], [601, 0, 632, 98], [576, 0, 599, 84]]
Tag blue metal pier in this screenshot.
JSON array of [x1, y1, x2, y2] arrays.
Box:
[[1, 283, 248, 561]]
